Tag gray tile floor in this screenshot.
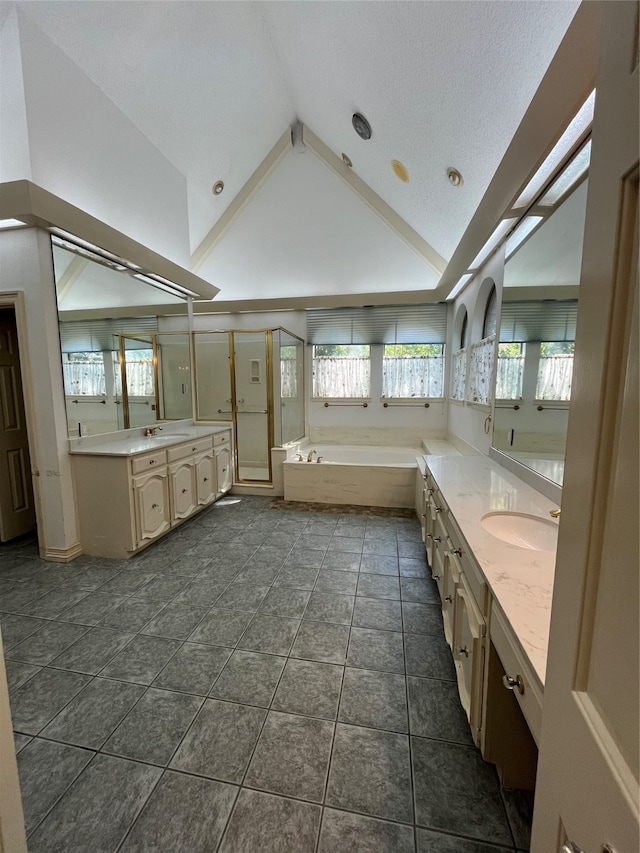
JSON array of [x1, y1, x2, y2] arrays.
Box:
[[1, 496, 534, 852]]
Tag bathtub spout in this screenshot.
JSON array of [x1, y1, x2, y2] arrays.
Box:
[[316, 456, 323, 463], [306, 449, 317, 462]]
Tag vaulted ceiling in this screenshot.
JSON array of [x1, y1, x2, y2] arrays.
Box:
[[14, 0, 580, 305]]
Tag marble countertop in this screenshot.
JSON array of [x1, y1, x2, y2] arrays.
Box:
[[421, 454, 558, 687], [68, 422, 232, 457]]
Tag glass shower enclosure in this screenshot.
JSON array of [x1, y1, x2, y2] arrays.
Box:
[[194, 328, 305, 484]]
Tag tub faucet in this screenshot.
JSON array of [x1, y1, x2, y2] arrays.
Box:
[[144, 426, 162, 437], [307, 449, 317, 462], [295, 452, 305, 462]]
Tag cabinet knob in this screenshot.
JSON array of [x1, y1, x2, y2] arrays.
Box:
[[445, 595, 453, 602], [426, 534, 433, 540], [192, 447, 197, 451], [203, 477, 209, 482], [427, 488, 434, 495], [181, 488, 187, 494], [458, 646, 470, 658], [452, 549, 462, 557], [433, 536, 441, 543], [151, 503, 159, 509], [432, 574, 440, 581], [421, 513, 427, 518], [502, 674, 525, 695], [149, 460, 155, 465], [222, 468, 226, 473], [435, 506, 443, 513]]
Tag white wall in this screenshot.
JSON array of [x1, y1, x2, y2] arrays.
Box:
[[446, 247, 505, 454], [5, 9, 191, 268], [0, 9, 31, 183], [0, 228, 80, 558]]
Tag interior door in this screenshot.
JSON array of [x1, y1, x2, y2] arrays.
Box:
[[232, 331, 272, 482], [531, 4, 639, 851], [0, 308, 36, 541]]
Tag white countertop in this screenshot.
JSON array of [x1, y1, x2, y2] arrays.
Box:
[[420, 454, 557, 687], [68, 422, 232, 457]]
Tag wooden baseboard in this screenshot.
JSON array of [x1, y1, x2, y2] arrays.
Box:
[[40, 542, 83, 563]]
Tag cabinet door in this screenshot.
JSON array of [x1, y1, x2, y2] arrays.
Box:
[[442, 547, 462, 648], [195, 452, 216, 506], [430, 513, 447, 599], [169, 460, 196, 522], [215, 445, 232, 496], [453, 573, 486, 743], [133, 470, 170, 544]]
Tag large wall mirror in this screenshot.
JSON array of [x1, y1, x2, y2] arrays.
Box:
[[52, 236, 191, 436], [492, 140, 589, 487]]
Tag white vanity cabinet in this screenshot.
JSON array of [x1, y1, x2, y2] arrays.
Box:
[[417, 454, 547, 785], [71, 428, 233, 558]]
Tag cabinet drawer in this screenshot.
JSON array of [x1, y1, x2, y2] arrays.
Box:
[[490, 605, 543, 745], [167, 437, 212, 463], [131, 450, 167, 474], [213, 430, 231, 447]]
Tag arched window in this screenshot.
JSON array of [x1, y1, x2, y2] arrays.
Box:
[[483, 285, 498, 339], [460, 310, 468, 349]]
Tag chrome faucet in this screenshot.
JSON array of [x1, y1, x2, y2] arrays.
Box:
[[306, 449, 317, 462], [144, 426, 162, 437]]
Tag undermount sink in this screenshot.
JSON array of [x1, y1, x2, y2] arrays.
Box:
[[480, 511, 558, 552], [147, 433, 191, 441]]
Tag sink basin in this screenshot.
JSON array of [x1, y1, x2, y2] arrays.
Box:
[[147, 433, 191, 442], [480, 511, 558, 552]]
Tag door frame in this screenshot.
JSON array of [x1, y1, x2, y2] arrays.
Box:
[[0, 291, 43, 551]]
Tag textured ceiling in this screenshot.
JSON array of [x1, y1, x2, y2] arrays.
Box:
[[16, 0, 580, 301], [198, 149, 441, 301]]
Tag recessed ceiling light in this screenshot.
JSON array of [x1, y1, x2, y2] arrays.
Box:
[[352, 113, 372, 140], [447, 167, 463, 188], [392, 160, 410, 183], [342, 153, 353, 168], [212, 181, 224, 196]]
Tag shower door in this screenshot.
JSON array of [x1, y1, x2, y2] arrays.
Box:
[[231, 331, 273, 482]]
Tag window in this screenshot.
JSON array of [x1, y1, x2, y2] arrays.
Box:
[[482, 286, 498, 339], [113, 349, 155, 397], [62, 352, 106, 396], [496, 342, 525, 399], [536, 342, 574, 400], [280, 345, 298, 398], [460, 311, 468, 349], [382, 344, 444, 398], [312, 345, 370, 398]]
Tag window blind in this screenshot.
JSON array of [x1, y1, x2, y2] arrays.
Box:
[[59, 317, 159, 353], [499, 300, 578, 342], [306, 304, 447, 345]]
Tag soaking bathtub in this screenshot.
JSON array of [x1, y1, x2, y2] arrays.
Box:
[[283, 444, 423, 508]]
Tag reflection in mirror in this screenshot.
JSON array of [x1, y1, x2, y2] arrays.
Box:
[[493, 143, 589, 487], [275, 330, 305, 447], [52, 237, 189, 436]]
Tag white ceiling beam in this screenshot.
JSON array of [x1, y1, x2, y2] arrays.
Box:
[[191, 128, 293, 273], [302, 125, 446, 277], [55, 255, 89, 303]]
